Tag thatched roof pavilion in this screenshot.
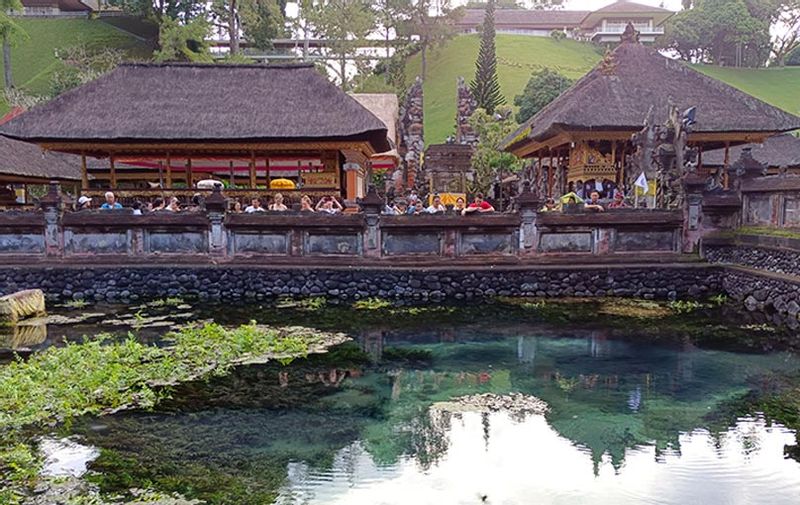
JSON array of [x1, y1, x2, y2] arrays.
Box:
[[703, 134, 800, 172], [0, 62, 391, 202], [503, 32, 800, 196]]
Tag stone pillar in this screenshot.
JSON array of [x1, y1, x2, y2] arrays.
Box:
[[399, 77, 424, 191], [455, 76, 478, 145], [205, 185, 228, 258], [39, 181, 63, 258], [358, 187, 383, 258], [517, 182, 541, 256]]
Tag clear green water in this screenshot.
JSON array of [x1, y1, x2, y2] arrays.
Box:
[[55, 307, 800, 505]]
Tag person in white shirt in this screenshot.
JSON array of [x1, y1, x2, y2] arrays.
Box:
[[268, 193, 288, 211], [316, 196, 343, 214], [245, 197, 265, 213], [426, 194, 446, 214]]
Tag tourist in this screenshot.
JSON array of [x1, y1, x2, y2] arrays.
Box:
[[245, 197, 265, 213], [394, 200, 409, 215], [462, 193, 495, 215], [300, 195, 315, 212], [575, 180, 585, 199], [151, 197, 165, 211], [584, 191, 605, 212], [189, 194, 203, 212], [540, 198, 557, 212], [608, 191, 628, 209], [453, 197, 466, 213], [166, 197, 181, 212], [232, 200, 243, 213], [426, 195, 446, 214], [77, 195, 92, 210], [100, 191, 122, 210], [316, 196, 343, 214], [132, 201, 143, 216], [269, 193, 288, 211]]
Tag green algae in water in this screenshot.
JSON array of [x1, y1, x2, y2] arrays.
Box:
[[69, 321, 800, 505]]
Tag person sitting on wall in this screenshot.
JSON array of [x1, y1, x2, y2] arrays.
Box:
[[100, 191, 122, 210], [584, 191, 605, 212], [316, 195, 343, 214], [607, 191, 628, 209], [300, 195, 315, 212], [453, 197, 466, 214], [77, 195, 92, 210], [166, 197, 181, 212], [426, 194, 446, 214], [269, 193, 289, 211], [245, 197, 265, 213], [462, 193, 495, 215], [150, 197, 165, 211], [540, 198, 558, 212]]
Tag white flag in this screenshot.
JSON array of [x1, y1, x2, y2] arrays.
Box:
[[635, 172, 649, 195]]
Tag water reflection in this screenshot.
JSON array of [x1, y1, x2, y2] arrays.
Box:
[[71, 326, 800, 505], [276, 413, 800, 505]]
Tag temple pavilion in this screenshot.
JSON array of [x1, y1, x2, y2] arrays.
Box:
[[502, 28, 800, 199], [0, 62, 390, 205]]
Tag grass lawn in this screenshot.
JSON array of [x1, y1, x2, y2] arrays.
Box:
[[1, 17, 152, 113], [407, 34, 800, 145], [405, 34, 602, 145], [692, 64, 800, 117]]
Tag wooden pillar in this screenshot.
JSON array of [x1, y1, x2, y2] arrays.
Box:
[[265, 158, 270, 187], [109, 154, 116, 188], [229, 161, 235, 188], [723, 142, 730, 190], [186, 158, 193, 188], [611, 141, 617, 187], [619, 142, 626, 188], [547, 150, 554, 198], [249, 151, 257, 189], [165, 153, 172, 189], [697, 145, 703, 173], [80, 153, 88, 191]]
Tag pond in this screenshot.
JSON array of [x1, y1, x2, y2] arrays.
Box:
[[7, 299, 800, 504]]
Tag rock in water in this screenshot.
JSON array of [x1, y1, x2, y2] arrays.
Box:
[[0, 289, 46, 325]]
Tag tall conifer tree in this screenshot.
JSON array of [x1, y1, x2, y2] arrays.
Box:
[[470, 0, 504, 114]]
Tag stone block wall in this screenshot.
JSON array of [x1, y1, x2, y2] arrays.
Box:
[[0, 265, 722, 303]]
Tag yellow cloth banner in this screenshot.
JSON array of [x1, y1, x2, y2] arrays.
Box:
[[430, 192, 466, 206]]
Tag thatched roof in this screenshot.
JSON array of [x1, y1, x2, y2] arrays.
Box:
[[349, 93, 399, 145], [703, 134, 800, 168], [0, 63, 390, 153], [503, 42, 800, 154], [0, 135, 83, 182]]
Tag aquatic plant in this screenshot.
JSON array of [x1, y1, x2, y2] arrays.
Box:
[[668, 300, 704, 314], [353, 297, 393, 310], [61, 299, 89, 310], [0, 322, 345, 503]]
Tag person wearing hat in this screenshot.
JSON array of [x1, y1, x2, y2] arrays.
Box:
[[77, 196, 92, 210]]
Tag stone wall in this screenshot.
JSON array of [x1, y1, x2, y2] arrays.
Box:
[[0, 265, 722, 303], [722, 267, 800, 329], [704, 243, 800, 277]]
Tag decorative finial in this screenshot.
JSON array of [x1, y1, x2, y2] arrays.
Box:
[[620, 22, 640, 44], [599, 49, 617, 76]]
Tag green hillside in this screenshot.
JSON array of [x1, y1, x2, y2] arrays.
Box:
[[1, 17, 153, 113], [407, 34, 800, 145], [692, 64, 800, 117]]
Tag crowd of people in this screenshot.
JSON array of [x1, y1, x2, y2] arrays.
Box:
[[383, 191, 495, 216], [78, 191, 350, 215], [539, 190, 630, 213]]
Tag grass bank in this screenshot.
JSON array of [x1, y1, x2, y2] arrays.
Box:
[[0, 322, 347, 504]]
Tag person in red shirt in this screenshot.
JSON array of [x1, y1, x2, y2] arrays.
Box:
[[462, 193, 495, 215]]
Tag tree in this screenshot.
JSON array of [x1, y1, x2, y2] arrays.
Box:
[[513, 69, 572, 124], [241, 0, 286, 50], [154, 16, 213, 62], [210, 0, 243, 55], [302, 0, 376, 91], [398, 0, 463, 80], [660, 0, 771, 67], [465, 0, 563, 8], [787, 44, 800, 65], [107, 0, 206, 23], [0, 0, 24, 90], [769, 0, 800, 66], [470, 0, 504, 114], [468, 106, 523, 195]]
